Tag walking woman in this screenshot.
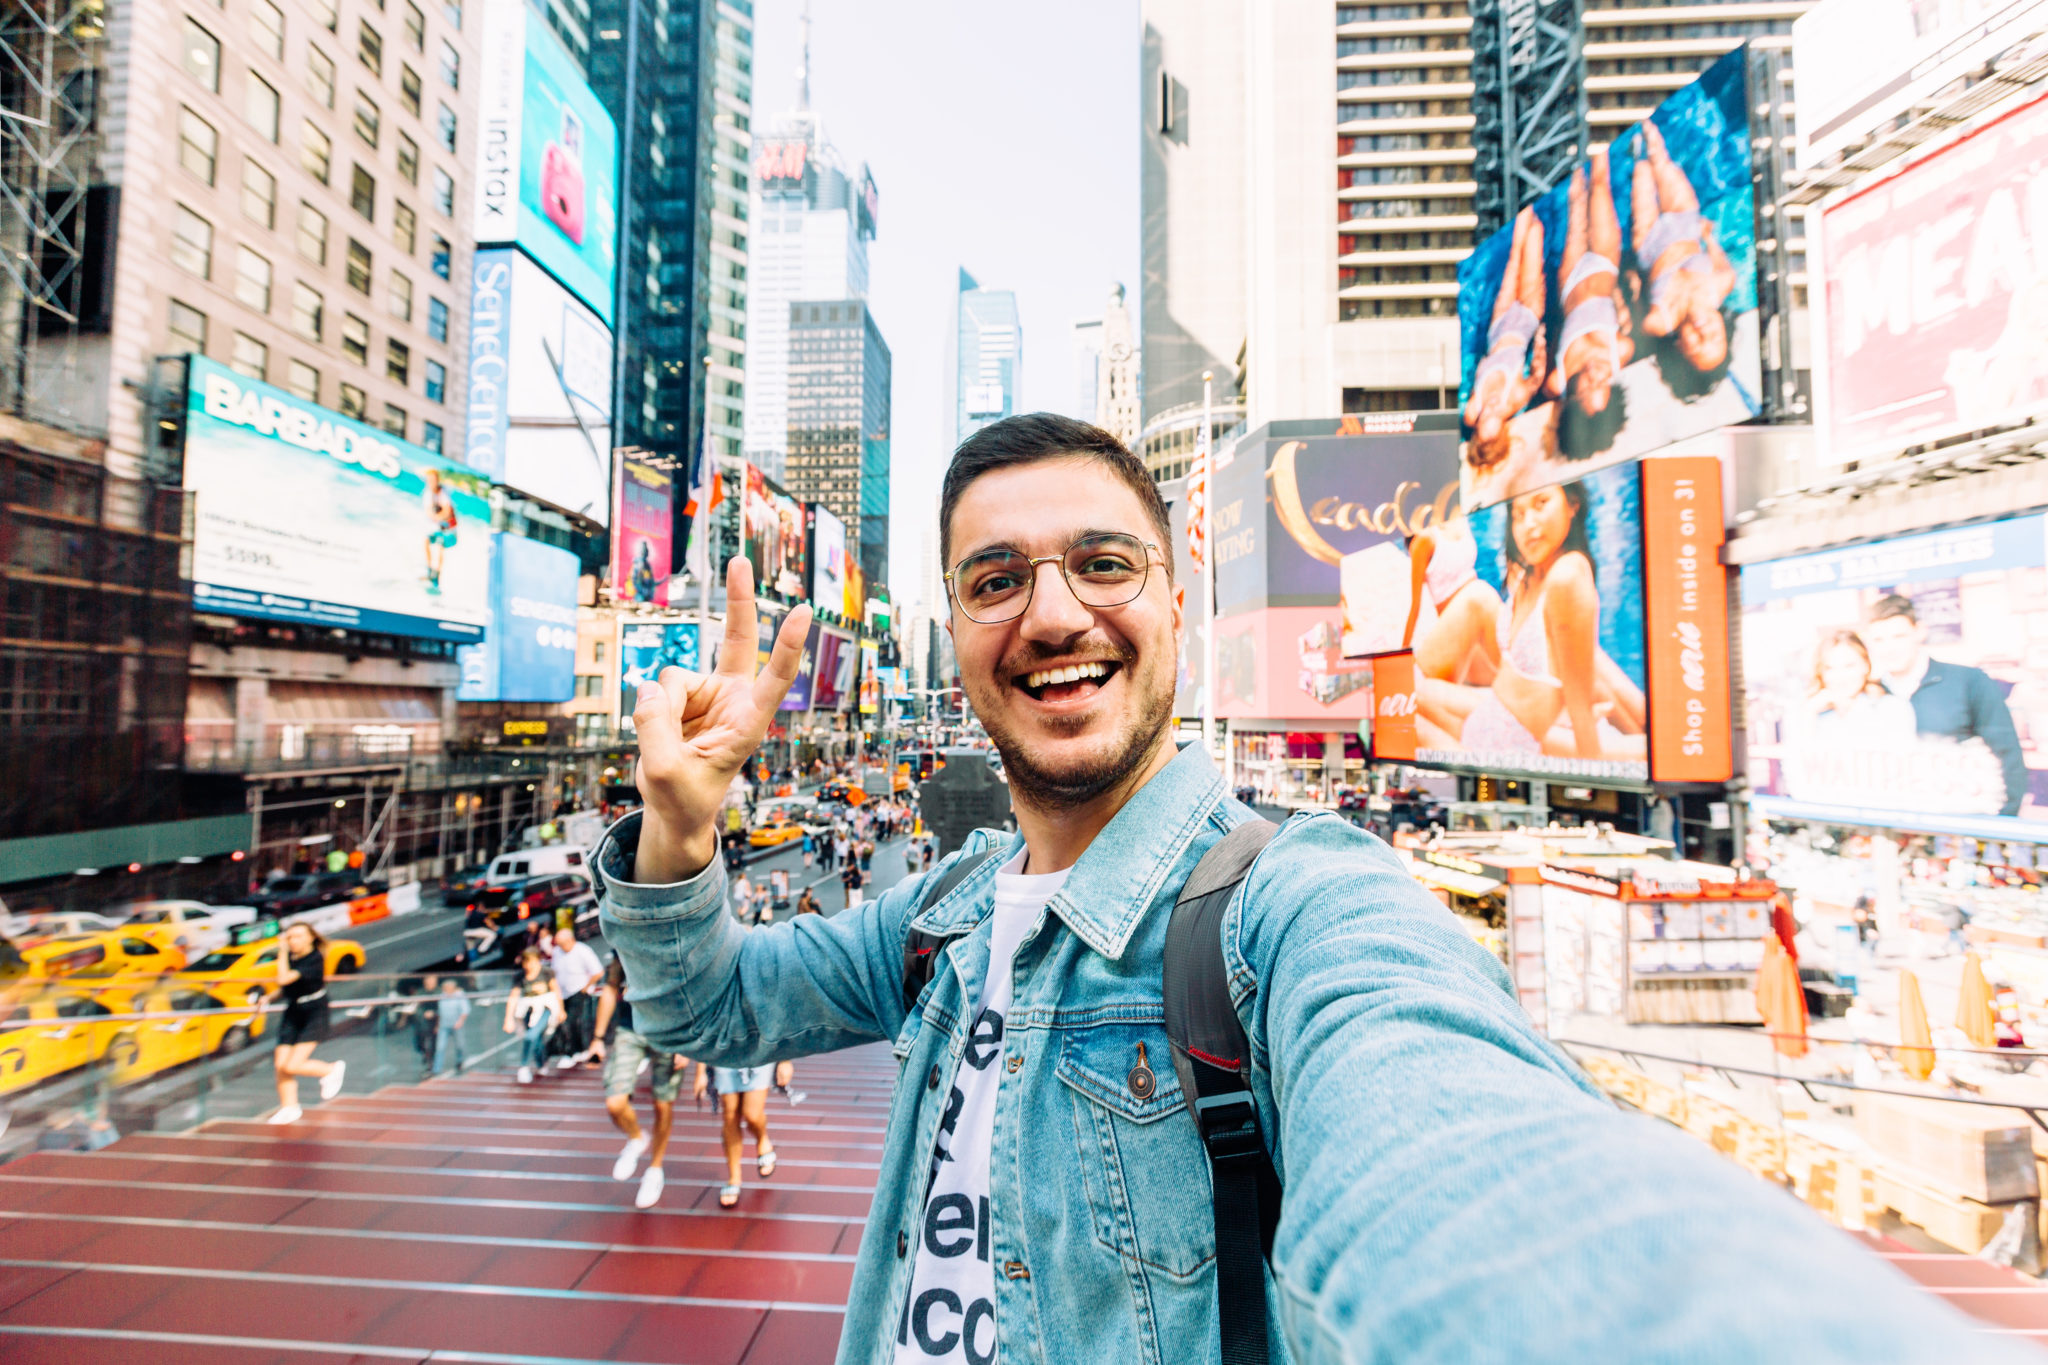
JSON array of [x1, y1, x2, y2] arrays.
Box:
[[503, 947, 564, 1084], [268, 922, 343, 1124], [696, 1060, 777, 1209]]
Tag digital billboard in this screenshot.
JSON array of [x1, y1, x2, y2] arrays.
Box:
[[475, 2, 618, 322], [618, 621, 699, 733], [466, 248, 613, 524], [183, 356, 490, 643], [810, 503, 849, 618], [1815, 86, 2048, 467], [781, 621, 819, 712], [1742, 513, 2048, 837], [859, 641, 880, 714], [742, 464, 808, 602], [457, 533, 580, 702], [811, 628, 855, 711], [613, 454, 672, 606], [1456, 47, 1759, 511]]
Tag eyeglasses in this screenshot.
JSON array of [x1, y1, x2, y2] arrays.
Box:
[[945, 532, 1161, 625]]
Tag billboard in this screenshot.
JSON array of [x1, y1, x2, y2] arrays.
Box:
[[811, 628, 855, 711], [618, 621, 699, 732], [1456, 47, 1759, 511], [810, 503, 849, 617], [475, 1, 619, 322], [859, 641, 880, 714], [781, 621, 820, 712], [1640, 457, 1732, 782], [466, 248, 613, 524], [1815, 86, 2048, 467], [457, 532, 580, 702], [613, 454, 672, 606], [743, 464, 808, 602], [183, 356, 490, 643], [1741, 513, 2048, 836]]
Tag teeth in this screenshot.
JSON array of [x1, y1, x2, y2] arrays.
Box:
[[1023, 662, 1111, 691]]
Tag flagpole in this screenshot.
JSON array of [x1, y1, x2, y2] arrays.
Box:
[[696, 356, 715, 670], [1200, 370, 1216, 767]]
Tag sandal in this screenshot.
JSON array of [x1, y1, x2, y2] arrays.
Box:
[[718, 1183, 741, 1209], [758, 1145, 777, 1178]]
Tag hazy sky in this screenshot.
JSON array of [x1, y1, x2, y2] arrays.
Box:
[[748, 0, 1140, 609]]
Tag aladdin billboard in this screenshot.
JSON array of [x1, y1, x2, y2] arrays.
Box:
[[613, 454, 672, 607]]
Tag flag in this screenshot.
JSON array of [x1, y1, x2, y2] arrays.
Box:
[[682, 426, 723, 582], [1186, 418, 1212, 572]]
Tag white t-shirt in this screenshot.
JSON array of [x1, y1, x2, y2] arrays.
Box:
[[548, 940, 602, 997], [894, 849, 1068, 1365]]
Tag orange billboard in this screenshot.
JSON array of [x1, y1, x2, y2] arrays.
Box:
[[1642, 456, 1731, 782], [1371, 652, 1419, 761]]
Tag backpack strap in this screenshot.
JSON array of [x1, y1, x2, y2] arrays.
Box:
[[1163, 817, 1281, 1365], [899, 846, 1007, 1016]]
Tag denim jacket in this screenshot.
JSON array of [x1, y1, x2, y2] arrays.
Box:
[[598, 742, 2013, 1365]]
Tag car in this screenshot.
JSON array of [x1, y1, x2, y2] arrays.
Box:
[[0, 910, 129, 944], [173, 927, 366, 1007], [118, 901, 260, 956], [250, 871, 382, 916], [439, 861, 496, 900], [0, 989, 119, 1095], [480, 847, 590, 885], [15, 930, 187, 983], [467, 873, 595, 931], [748, 819, 806, 848], [94, 981, 266, 1085]]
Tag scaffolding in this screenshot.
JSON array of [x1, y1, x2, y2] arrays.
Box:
[[1470, 0, 1588, 238]]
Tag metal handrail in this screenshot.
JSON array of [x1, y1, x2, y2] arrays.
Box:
[[0, 986, 521, 1032]]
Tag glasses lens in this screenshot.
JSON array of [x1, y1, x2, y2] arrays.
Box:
[[1064, 534, 1149, 607], [954, 549, 1033, 621]]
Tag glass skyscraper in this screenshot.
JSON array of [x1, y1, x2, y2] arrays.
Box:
[[787, 299, 892, 588], [942, 269, 1022, 455]]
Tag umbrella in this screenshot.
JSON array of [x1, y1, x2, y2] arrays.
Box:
[[1755, 932, 1808, 1059], [1956, 952, 1997, 1050], [1897, 969, 1936, 1081]]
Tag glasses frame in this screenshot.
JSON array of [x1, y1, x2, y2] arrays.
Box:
[[944, 533, 1163, 625]]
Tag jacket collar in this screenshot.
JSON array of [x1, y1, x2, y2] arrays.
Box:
[[909, 739, 1229, 961]]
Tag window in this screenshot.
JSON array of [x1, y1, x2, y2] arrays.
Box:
[[245, 73, 280, 141], [431, 167, 453, 216], [170, 205, 212, 278], [301, 121, 332, 183], [178, 107, 218, 184], [350, 164, 376, 220], [345, 238, 372, 294], [167, 300, 207, 354], [443, 1, 462, 30], [230, 332, 268, 380], [337, 382, 366, 418], [429, 235, 450, 280], [312, 0, 338, 32], [307, 44, 336, 106], [392, 200, 416, 253], [251, 0, 285, 58], [396, 131, 419, 185], [386, 338, 410, 385], [381, 402, 407, 436], [181, 18, 220, 91], [341, 312, 369, 364], [421, 420, 443, 454], [234, 245, 273, 311], [435, 101, 457, 152], [399, 63, 422, 116], [358, 20, 383, 75], [290, 281, 323, 340], [424, 358, 445, 402], [296, 201, 328, 263], [426, 294, 448, 340], [240, 159, 276, 227], [593, 641, 606, 665], [354, 90, 380, 146], [388, 269, 412, 320], [286, 359, 319, 401], [439, 40, 459, 89], [405, 2, 426, 50]]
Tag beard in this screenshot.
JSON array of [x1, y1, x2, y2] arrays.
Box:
[[971, 639, 1178, 811]]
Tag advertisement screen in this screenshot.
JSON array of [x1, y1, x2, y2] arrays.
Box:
[[742, 464, 808, 602], [859, 641, 880, 714], [457, 533, 580, 702], [811, 628, 855, 711], [1741, 514, 2048, 836], [810, 504, 848, 617], [475, 4, 618, 322], [1456, 47, 1759, 511], [183, 356, 490, 642], [1816, 87, 2048, 466], [613, 455, 672, 606], [782, 621, 820, 712], [618, 621, 699, 732]]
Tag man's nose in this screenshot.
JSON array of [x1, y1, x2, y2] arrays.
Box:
[[1017, 559, 1093, 642]]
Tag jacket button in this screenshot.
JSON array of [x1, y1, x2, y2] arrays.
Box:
[[897, 1229, 909, 1258], [927, 1065, 941, 1090], [1005, 1054, 1022, 1073]]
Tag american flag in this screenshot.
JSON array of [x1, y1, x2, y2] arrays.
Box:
[[1186, 418, 1212, 572]]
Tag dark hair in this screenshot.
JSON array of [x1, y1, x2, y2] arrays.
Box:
[[939, 413, 1174, 580], [1557, 375, 1628, 461], [283, 921, 326, 954], [1649, 298, 1738, 402], [1869, 593, 1917, 626], [1505, 479, 1595, 588]]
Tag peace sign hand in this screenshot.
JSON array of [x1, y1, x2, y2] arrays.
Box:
[[633, 556, 812, 883]]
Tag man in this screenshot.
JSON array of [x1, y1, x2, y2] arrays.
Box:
[[601, 416, 2006, 1364], [543, 928, 602, 1069], [432, 977, 470, 1076], [1863, 593, 2028, 816], [590, 953, 682, 1209]]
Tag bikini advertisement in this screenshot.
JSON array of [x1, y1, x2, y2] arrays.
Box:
[[1455, 45, 1761, 513], [1741, 514, 2048, 839]]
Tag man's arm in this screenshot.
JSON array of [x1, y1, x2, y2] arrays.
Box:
[[1234, 814, 2018, 1363], [1966, 668, 2030, 817]]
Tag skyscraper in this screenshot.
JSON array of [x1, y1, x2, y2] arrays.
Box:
[[785, 299, 891, 587], [942, 269, 1021, 454]]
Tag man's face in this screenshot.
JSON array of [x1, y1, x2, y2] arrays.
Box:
[[554, 930, 575, 953], [945, 458, 1184, 806], [1863, 613, 1924, 678]]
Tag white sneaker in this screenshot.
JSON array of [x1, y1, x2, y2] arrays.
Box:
[[558, 1053, 580, 1070], [267, 1105, 302, 1125], [517, 1065, 534, 1084], [612, 1135, 649, 1181], [319, 1060, 346, 1100], [634, 1164, 665, 1209]]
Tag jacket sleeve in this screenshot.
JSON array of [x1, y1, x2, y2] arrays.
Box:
[[1966, 667, 2029, 817], [594, 810, 918, 1066], [1232, 812, 2019, 1365]]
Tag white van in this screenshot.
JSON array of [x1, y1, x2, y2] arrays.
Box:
[[485, 846, 592, 886]]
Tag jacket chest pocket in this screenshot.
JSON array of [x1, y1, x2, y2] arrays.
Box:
[[1056, 1022, 1216, 1282]]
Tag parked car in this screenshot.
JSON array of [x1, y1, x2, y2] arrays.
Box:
[[439, 862, 496, 901], [480, 847, 590, 885], [250, 872, 381, 916], [118, 901, 260, 956]]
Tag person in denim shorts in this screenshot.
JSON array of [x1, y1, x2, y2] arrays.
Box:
[[591, 954, 683, 1210]]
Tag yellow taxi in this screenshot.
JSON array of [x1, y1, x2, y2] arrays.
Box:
[[747, 818, 806, 849], [0, 988, 119, 1096], [172, 920, 365, 1006], [94, 981, 267, 1085], [16, 930, 187, 982]]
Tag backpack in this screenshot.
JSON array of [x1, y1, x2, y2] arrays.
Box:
[[900, 819, 1283, 1365]]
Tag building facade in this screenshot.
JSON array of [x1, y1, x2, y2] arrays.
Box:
[[785, 299, 892, 588], [941, 269, 1020, 455]]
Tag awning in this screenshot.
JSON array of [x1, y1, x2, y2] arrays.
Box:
[[1409, 862, 1504, 898], [268, 682, 440, 726]]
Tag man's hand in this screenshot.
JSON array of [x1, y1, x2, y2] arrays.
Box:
[[590, 1038, 606, 1061], [633, 556, 812, 884]]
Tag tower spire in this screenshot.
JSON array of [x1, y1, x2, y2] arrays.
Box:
[[797, 1, 812, 112]]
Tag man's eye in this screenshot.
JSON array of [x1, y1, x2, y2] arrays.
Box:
[[971, 574, 1021, 598], [1078, 557, 1135, 577]]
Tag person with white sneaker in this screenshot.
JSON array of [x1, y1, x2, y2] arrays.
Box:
[[503, 948, 564, 1084], [542, 928, 603, 1069], [591, 952, 684, 1209], [267, 922, 344, 1124]]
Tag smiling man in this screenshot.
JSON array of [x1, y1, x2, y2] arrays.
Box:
[[598, 416, 2014, 1365]]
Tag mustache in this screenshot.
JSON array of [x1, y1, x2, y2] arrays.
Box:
[[999, 637, 1138, 678]]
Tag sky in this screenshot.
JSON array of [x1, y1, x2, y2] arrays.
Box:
[[748, 0, 1141, 611]]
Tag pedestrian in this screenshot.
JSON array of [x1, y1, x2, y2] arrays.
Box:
[[433, 977, 471, 1075], [858, 839, 874, 873], [731, 870, 755, 925], [801, 829, 815, 869], [905, 840, 921, 876], [767, 867, 789, 922], [267, 922, 343, 1124], [544, 928, 603, 1068], [833, 833, 849, 869], [696, 1058, 776, 1210], [794, 888, 821, 916], [503, 947, 563, 1084], [922, 839, 934, 872], [839, 858, 865, 910], [592, 953, 684, 1209]]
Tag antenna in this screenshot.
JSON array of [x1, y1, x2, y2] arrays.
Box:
[[797, 0, 812, 112]]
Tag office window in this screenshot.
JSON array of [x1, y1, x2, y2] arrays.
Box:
[[429, 236, 450, 281], [426, 294, 448, 341], [424, 358, 445, 402], [345, 238, 372, 294], [234, 245, 273, 311], [439, 40, 459, 89], [240, 159, 276, 227], [230, 332, 269, 381], [421, 420, 443, 454], [358, 20, 383, 75], [354, 90, 380, 147], [286, 359, 319, 401], [388, 269, 412, 320], [405, 2, 426, 50], [296, 201, 328, 263], [337, 382, 366, 418], [170, 205, 213, 278], [396, 131, 419, 185], [381, 403, 407, 436], [399, 63, 421, 116], [181, 18, 220, 91], [435, 101, 457, 153], [178, 108, 218, 184], [593, 641, 606, 665], [311, 0, 338, 32], [393, 200, 416, 253], [442, 2, 462, 30], [301, 121, 332, 183], [245, 73, 280, 141], [290, 281, 323, 340], [341, 312, 369, 364], [386, 339, 410, 385], [350, 164, 375, 220], [251, 0, 285, 59], [431, 167, 453, 216], [306, 44, 336, 107]]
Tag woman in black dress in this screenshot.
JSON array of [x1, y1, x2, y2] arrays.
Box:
[[268, 922, 344, 1124]]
